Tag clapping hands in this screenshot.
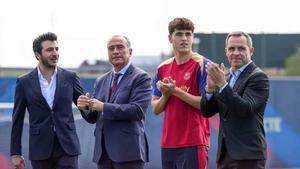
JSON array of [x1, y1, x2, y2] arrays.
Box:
[[205, 62, 227, 92], [156, 77, 176, 97]]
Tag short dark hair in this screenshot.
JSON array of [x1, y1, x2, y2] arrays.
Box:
[[225, 31, 253, 48], [168, 17, 195, 35], [33, 32, 57, 54]]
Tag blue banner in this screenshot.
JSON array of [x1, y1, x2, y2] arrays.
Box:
[[1, 77, 300, 168]]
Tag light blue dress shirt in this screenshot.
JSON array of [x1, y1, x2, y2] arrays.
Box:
[[205, 61, 252, 100], [112, 61, 131, 86]]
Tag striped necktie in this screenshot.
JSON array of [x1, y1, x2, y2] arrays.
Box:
[[109, 73, 121, 101]]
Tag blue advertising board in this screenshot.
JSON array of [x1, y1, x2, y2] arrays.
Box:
[[1, 77, 300, 168]]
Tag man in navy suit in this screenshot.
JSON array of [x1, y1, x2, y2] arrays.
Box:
[[10, 32, 84, 169], [77, 35, 152, 169]]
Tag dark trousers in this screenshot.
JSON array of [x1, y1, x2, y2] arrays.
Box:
[[97, 135, 144, 169], [217, 142, 265, 169], [31, 134, 78, 169], [161, 145, 208, 169]]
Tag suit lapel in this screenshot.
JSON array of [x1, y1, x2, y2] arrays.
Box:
[[105, 71, 114, 102], [110, 65, 134, 102], [233, 62, 256, 91], [222, 63, 256, 118], [52, 68, 62, 109], [29, 68, 51, 110]]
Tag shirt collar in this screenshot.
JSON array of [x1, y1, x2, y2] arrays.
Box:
[[37, 66, 58, 80], [114, 61, 131, 75], [229, 61, 252, 77]]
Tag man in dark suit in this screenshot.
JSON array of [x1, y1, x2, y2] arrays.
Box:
[[77, 35, 152, 169], [10, 32, 83, 169], [200, 31, 269, 169]]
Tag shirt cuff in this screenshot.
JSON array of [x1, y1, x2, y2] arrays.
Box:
[[205, 93, 213, 101], [219, 82, 228, 93]]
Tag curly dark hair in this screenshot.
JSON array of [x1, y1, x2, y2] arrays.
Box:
[[168, 17, 195, 35], [32, 32, 57, 54]]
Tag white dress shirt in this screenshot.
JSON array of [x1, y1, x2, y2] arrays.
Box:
[[37, 67, 57, 109]]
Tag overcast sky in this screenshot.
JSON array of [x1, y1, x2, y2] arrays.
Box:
[[0, 0, 299, 68]]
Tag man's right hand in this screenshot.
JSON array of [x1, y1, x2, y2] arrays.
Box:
[[156, 81, 172, 97], [11, 155, 25, 169], [157, 77, 176, 96], [77, 93, 91, 110]]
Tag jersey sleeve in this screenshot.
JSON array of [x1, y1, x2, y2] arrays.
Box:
[[152, 69, 162, 97], [197, 59, 212, 94]]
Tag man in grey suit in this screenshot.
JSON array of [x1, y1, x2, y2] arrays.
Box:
[[77, 35, 152, 169], [200, 31, 269, 169], [10, 32, 83, 169]]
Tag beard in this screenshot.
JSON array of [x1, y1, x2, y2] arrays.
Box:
[[40, 57, 58, 68]]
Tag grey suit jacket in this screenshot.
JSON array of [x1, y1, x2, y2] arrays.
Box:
[[81, 64, 152, 163], [200, 62, 269, 161], [10, 67, 84, 160]]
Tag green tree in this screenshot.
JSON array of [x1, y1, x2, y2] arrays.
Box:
[[285, 46, 300, 76]]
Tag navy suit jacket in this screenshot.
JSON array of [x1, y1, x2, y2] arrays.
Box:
[[10, 67, 84, 160], [81, 64, 152, 163], [200, 62, 269, 161]]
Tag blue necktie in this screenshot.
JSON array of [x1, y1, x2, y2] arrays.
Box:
[[229, 73, 238, 88]]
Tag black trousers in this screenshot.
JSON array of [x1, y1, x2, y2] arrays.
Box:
[[31, 134, 78, 169], [217, 142, 265, 169]]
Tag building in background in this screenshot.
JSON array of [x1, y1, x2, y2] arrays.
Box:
[[131, 55, 161, 72], [78, 59, 112, 74], [194, 33, 300, 75], [77, 55, 161, 76]]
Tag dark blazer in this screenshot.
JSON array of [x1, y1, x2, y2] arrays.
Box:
[[10, 67, 83, 160], [81, 64, 152, 163], [200, 62, 269, 161]]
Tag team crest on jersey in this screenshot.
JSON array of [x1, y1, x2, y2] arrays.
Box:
[[184, 72, 191, 80]]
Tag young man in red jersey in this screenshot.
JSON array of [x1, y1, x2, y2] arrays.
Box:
[[151, 17, 211, 169]]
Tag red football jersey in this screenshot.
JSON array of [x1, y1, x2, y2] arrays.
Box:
[[153, 53, 210, 148]]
